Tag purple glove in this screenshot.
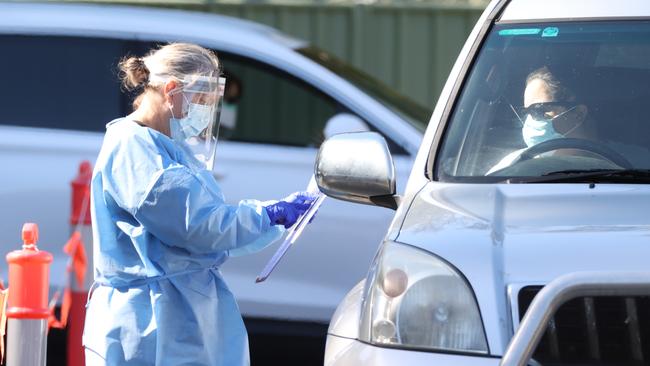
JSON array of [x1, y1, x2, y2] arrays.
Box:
[[265, 192, 317, 228], [284, 191, 319, 223], [265, 201, 311, 228]]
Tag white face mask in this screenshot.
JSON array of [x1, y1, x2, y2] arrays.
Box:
[[522, 114, 563, 147], [169, 102, 215, 141], [181, 103, 214, 136], [521, 106, 579, 147]]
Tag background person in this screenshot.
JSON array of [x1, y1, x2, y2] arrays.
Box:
[[219, 72, 242, 137], [83, 43, 315, 365]]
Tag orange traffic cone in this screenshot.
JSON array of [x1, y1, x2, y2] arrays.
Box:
[[6, 223, 53, 366]]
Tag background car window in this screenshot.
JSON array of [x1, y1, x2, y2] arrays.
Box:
[[216, 53, 337, 147], [0, 35, 145, 132], [298, 47, 430, 133], [217, 52, 409, 154], [0, 35, 408, 154]]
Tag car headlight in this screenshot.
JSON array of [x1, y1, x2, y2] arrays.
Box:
[[359, 241, 488, 354]]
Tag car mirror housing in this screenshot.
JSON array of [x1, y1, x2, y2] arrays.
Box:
[[315, 132, 399, 210]]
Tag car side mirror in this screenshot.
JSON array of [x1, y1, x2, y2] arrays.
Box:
[[315, 132, 399, 210]]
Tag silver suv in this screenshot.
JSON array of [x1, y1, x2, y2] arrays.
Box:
[[317, 0, 650, 365]]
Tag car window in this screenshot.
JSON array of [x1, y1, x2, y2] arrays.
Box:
[[215, 52, 409, 154], [435, 21, 650, 182], [0, 34, 408, 154], [215, 52, 337, 147], [298, 46, 431, 133], [0, 35, 142, 132]]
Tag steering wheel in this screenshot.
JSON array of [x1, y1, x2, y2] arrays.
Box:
[[510, 138, 633, 169]]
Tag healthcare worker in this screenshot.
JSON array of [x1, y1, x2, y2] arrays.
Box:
[[83, 43, 316, 365]]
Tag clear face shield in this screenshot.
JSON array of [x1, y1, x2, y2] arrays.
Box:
[[169, 75, 226, 171]]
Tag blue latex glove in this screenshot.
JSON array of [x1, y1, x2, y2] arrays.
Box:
[[265, 192, 317, 228], [265, 201, 309, 229]]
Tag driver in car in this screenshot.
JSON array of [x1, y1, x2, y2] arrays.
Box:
[[488, 66, 593, 174]]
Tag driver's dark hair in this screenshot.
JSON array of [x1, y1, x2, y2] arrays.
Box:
[[526, 66, 575, 102]]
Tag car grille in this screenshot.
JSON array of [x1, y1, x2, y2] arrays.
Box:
[[518, 286, 650, 366]]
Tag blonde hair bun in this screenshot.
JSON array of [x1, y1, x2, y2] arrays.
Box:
[[119, 56, 150, 90]]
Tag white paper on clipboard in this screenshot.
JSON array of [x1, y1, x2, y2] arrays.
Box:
[[256, 177, 325, 283]]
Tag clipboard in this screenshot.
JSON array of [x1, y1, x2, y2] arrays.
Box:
[[256, 179, 325, 283]]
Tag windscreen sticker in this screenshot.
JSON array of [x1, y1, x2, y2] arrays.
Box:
[[498, 28, 541, 36], [542, 27, 560, 37]]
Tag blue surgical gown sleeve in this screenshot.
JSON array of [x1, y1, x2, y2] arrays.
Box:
[[135, 167, 283, 255], [101, 127, 283, 256]]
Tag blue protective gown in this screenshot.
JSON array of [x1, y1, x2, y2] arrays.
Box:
[[83, 118, 283, 365]]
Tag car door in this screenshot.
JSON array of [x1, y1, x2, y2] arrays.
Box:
[[209, 51, 415, 322], [0, 34, 140, 288]]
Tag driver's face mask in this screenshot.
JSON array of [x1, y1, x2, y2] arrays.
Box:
[[522, 114, 563, 147], [520, 106, 579, 147]]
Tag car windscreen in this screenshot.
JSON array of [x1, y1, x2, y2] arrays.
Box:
[[298, 47, 430, 132], [435, 21, 650, 183]]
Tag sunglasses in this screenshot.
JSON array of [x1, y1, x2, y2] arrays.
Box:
[[518, 102, 577, 120]]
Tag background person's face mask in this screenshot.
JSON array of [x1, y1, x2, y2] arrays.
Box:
[[219, 102, 238, 130]]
